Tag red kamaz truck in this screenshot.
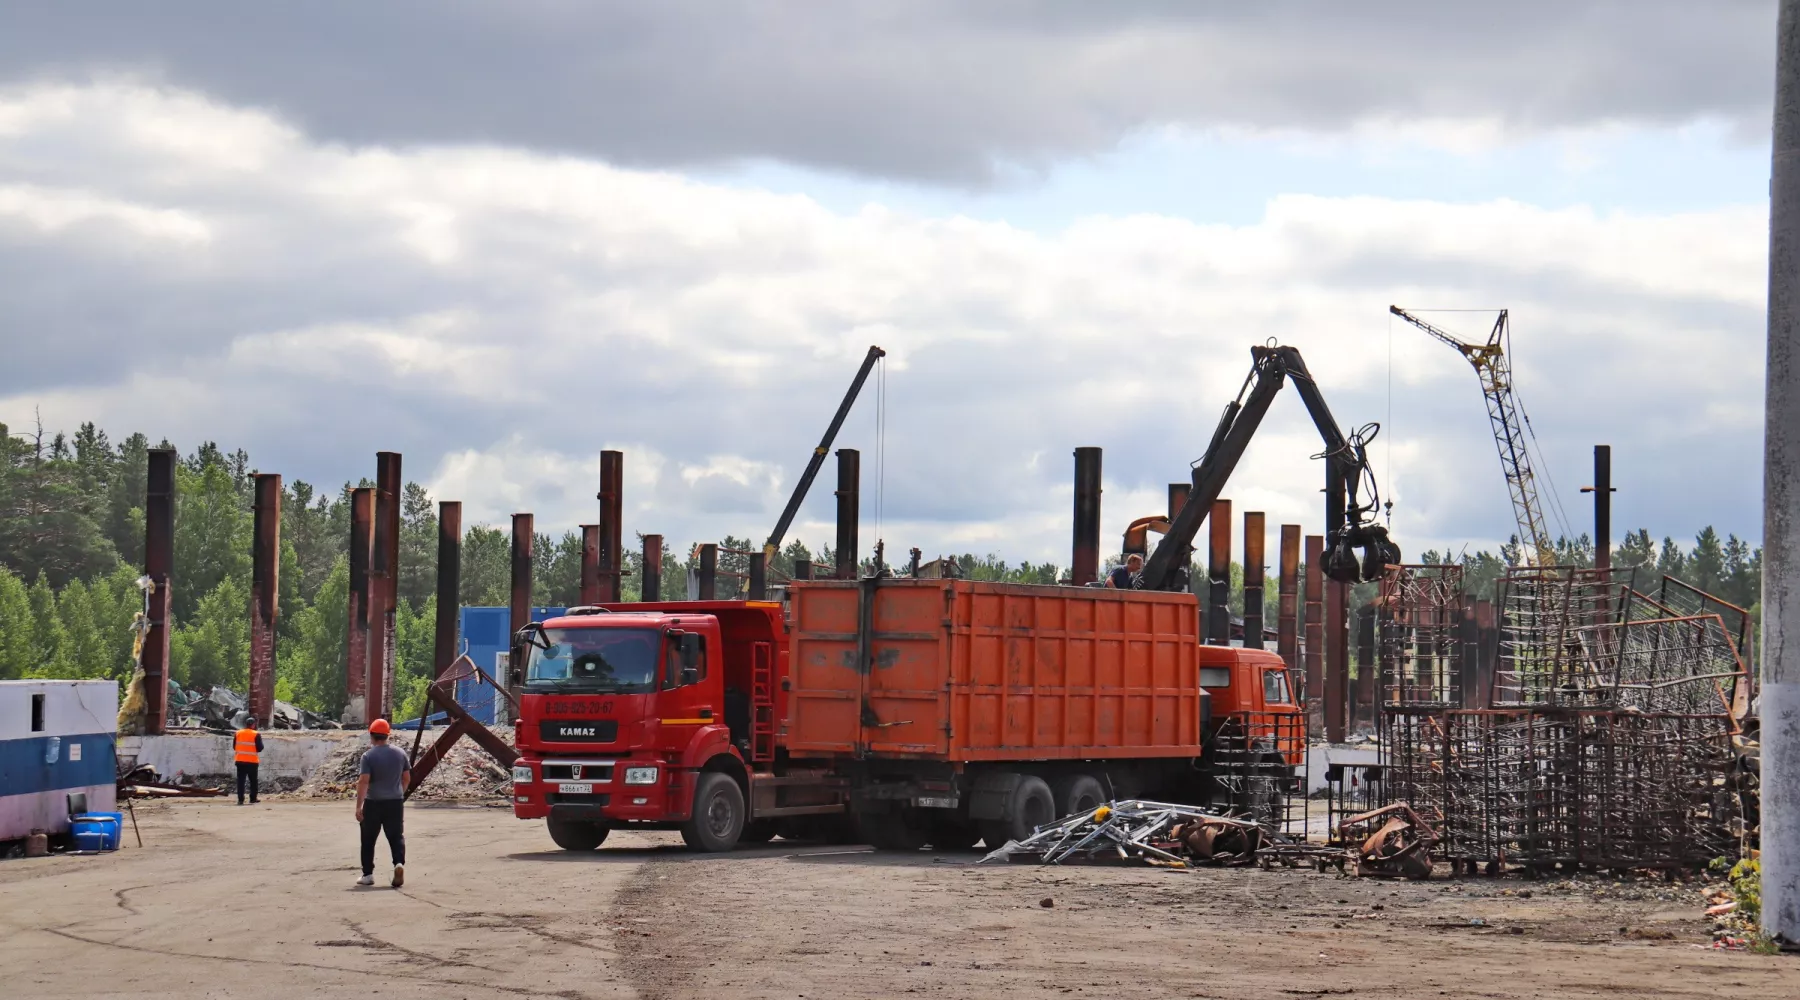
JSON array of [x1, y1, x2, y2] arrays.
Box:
[[509, 579, 1304, 852]]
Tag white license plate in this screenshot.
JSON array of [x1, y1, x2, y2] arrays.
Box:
[[558, 783, 594, 795]]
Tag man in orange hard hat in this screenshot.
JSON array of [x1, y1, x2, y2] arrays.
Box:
[[354, 718, 412, 887], [232, 718, 263, 805]]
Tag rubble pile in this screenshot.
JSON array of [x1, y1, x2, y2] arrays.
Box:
[[979, 801, 1265, 867], [165, 682, 340, 731], [295, 726, 514, 804]]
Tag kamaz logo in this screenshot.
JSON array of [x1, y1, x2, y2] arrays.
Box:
[[571, 764, 583, 779], [559, 726, 597, 737]]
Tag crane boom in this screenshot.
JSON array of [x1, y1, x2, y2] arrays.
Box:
[[1388, 306, 1555, 566], [763, 345, 886, 562]]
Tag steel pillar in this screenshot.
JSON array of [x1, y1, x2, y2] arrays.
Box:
[[248, 473, 281, 728], [599, 450, 623, 602], [698, 543, 718, 600], [370, 452, 401, 722], [1243, 511, 1265, 650], [580, 524, 601, 606], [748, 552, 767, 600], [434, 502, 461, 680], [641, 534, 662, 602], [793, 558, 813, 582], [344, 487, 374, 727], [1763, 0, 1800, 943], [1278, 525, 1301, 683], [1325, 578, 1349, 743], [835, 449, 859, 580], [142, 448, 175, 735], [507, 513, 533, 724], [1072, 447, 1102, 586], [1206, 499, 1231, 644], [1304, 534, 1324, 720]]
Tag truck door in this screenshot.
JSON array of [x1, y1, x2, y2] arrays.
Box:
[[788, 580, 949, 756]]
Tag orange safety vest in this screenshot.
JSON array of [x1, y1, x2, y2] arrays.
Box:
[[234, 728, 259, 764]]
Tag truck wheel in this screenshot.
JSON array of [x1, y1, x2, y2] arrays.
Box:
[[546, 816, 609, 851], [739, 819, 778, 844], [982, 774, 1056, 846], [1054, 774, 1108, 818], [681, 773, 746, 852]]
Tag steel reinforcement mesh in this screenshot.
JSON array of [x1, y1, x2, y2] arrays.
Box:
[[1377, 566, 1465, 708]]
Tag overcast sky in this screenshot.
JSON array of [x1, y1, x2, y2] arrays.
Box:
[[0, 2, 1779, 566]]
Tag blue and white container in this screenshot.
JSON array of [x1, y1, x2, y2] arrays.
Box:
[[1, 680, 118, 842]]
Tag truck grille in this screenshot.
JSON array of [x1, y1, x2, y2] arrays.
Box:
[[538, 719, 618, 743], [546, 792, 611, 807], [542, 763, 615, 781]]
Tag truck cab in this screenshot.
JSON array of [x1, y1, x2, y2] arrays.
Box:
[[1197, 643, 1305, 767], [509, 602, 787, 852]]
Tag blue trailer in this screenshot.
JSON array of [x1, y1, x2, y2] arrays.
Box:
[[447, 606, 565, 726], [1, 680, 118, 843]]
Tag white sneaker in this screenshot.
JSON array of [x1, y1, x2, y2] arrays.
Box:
[[356, 874, 374, 886], [391, 864, 405, 888]]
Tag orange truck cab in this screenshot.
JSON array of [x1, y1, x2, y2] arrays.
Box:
[[512, 584, 1305, 854]]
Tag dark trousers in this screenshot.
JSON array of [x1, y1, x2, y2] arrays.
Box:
[[360, 799, 406, 875], [235, 762, 259, 803]]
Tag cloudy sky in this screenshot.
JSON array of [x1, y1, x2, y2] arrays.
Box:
[[0, 2, 1779, 566]]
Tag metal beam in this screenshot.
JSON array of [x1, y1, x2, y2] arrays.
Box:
[[579, 524, 601, 606], [1243, 511, 1265, 650], [142, 448, 175, 735], [248, 473, 281, 728], [1278, 525, 1301, 683], [344, 487, 374, 727], [599, 450, 623, 602], [1206, 499, 1231, 644], [1072, 447, 1102, 586], [434, 502, 461, 680], [641, 534, 662, 602], [507, 513, 533, 724], [835, 449, 859, 580], [371, 452, 402, 722]]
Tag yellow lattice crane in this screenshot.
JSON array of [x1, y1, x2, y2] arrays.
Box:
[[1389, 306, 1556, 567]]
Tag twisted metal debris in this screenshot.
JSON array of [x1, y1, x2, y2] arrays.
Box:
[[978, 800, 1263, 866]]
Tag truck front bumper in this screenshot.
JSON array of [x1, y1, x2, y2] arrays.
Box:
[[510, 759, 689, 824]]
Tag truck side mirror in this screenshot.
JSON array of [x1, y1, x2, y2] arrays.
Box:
[[679, 633, 701, 670]]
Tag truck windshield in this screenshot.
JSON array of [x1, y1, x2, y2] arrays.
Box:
[[524, 627, 660, 693]]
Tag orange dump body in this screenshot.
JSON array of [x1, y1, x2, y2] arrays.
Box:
[[785, 579, 1207, 762]]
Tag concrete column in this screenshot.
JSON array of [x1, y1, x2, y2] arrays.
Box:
[[1763, 0, 1800, 943]]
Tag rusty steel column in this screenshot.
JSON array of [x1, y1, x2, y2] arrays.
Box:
[[344, 487, 374, 727], [835, 449, 860, 580], [248, 473, 281, 728], [580, 524, 601, 606], [434, 501, 461, 680], [369, 452, 402, 722], [1168, 482, 1190, 522], [698, 543, 718, 600], [1304, 534, 1325, 720], [1278, 525, 1300, 681], [794, 558, 813, 582], [1325, 577, 1350, 743], [507, 514, 533, 724], [1587, 444, 1614, 575], [1072, 447, 1102, 586], [1355, 602, 1376, 729], [142, 448, 176, 735], [1243, 511, 1265, 650], [1206, 500, 1231, 644], [599, 450, 624, 602], [748, 552, 767, 600], [640, 534, 662, 602]]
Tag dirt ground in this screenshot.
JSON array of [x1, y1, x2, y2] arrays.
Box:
[[2, 801, 1792, 1000]]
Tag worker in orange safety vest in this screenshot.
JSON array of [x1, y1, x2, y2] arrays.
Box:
[[233, 718, 264, 805]]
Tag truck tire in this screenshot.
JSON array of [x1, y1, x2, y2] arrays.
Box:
[[1053, 773, 1108, 818], [979, 774, 1056, 847], [681, 773, 746, 852], [546, 816, 609, 851]]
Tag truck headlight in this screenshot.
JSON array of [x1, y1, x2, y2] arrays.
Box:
[[512, 765, 534, 784], [623, 766, 659, 785]]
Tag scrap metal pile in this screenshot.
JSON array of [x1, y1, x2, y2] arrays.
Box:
[[1375, 565, 1751, 874], [164, 682, 340, 731], [979, 801, 1266, 867]]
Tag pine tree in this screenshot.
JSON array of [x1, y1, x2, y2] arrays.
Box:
[[278, 557, 350, 716], [397, 482, 438, 609], [460, 525, 510, 606], [1656, 536, 1688, 583], [1689, 527, 1726, 595], [172, 459, 251, 621], [170, 575, 250, 690], [0, 566, 35, 679]]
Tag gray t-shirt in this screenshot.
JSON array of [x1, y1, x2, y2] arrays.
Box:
[[359, 742, 410, 801]]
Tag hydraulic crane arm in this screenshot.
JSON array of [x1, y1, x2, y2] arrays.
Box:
[[1138, 345, 1400, 592], [764, 345, 886, 562]]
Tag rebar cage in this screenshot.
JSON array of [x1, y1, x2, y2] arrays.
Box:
[[1209, 710, 1308, 838]]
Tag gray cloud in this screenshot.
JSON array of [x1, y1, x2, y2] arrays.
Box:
[[2, 1, 1778, 184], [0, 83, 1769, 565]]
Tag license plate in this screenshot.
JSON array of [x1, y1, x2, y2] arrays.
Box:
[[558, 783, 594, 795]]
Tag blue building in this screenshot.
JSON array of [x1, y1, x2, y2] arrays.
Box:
[[446, 606, 565, 726]]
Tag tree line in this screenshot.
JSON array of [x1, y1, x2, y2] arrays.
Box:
[[0, 418, 1763, 717]]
